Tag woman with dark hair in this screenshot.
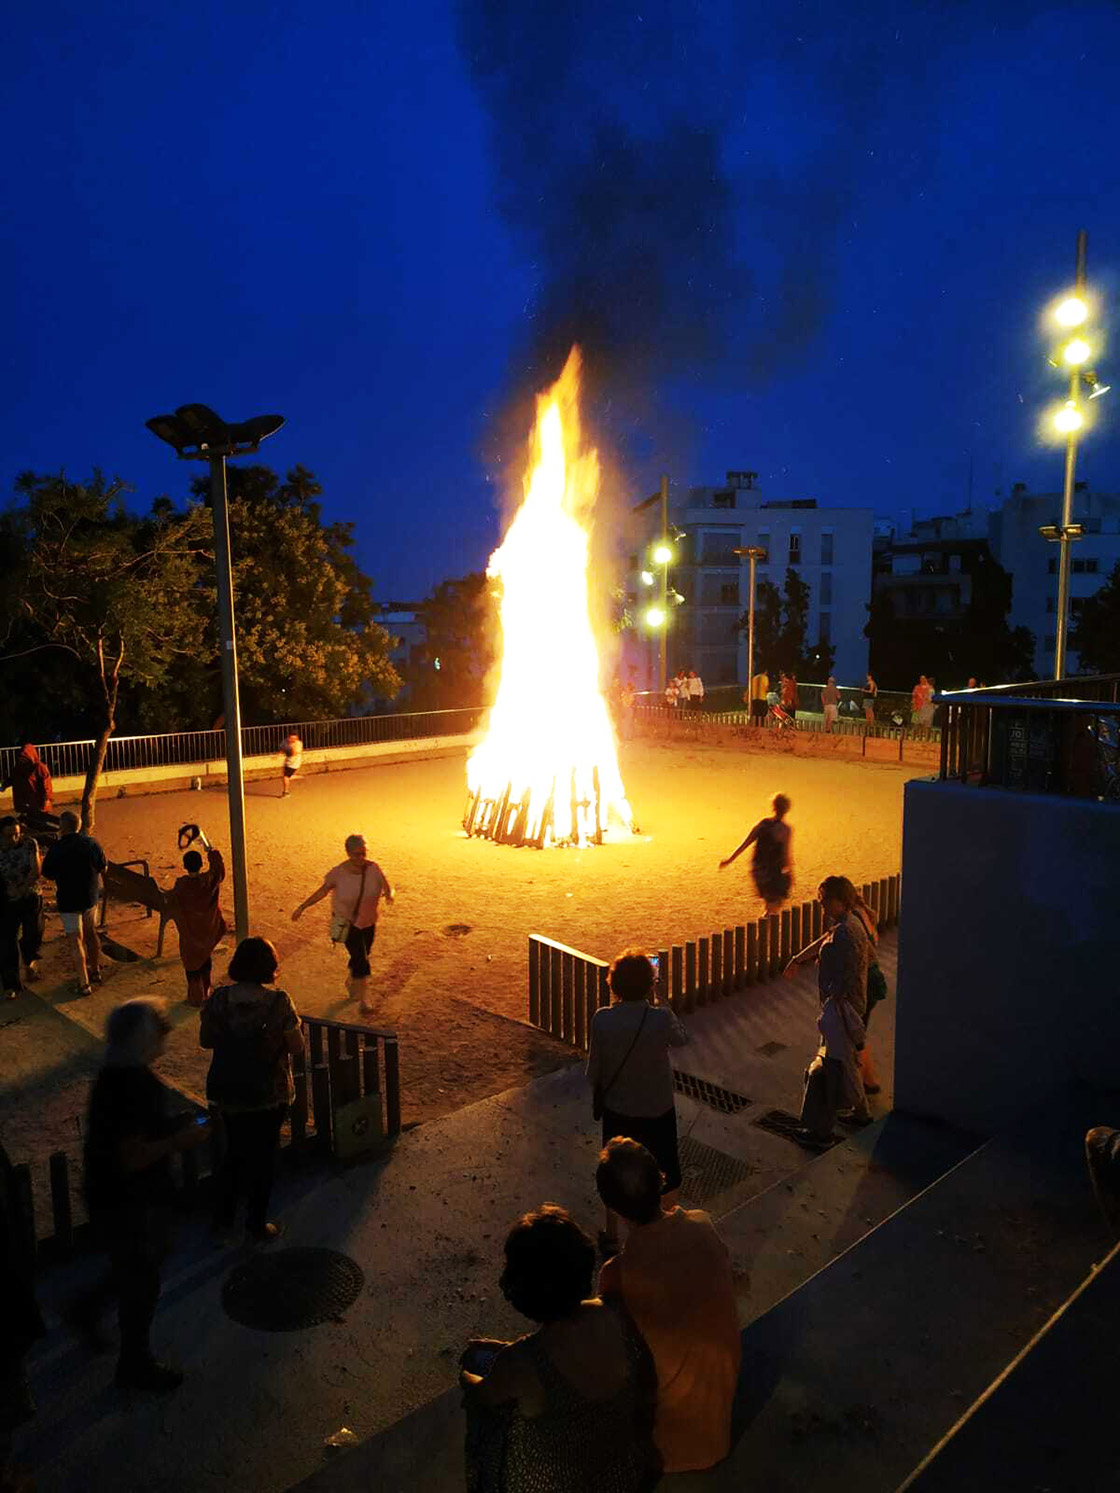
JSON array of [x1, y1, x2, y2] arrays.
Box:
[[587, 950, 689, 1257], [201, 937, 303, 1243], [718, 792, 793, 914], [461, 1204, 659, 1492], [784, 876, 872, 1146]]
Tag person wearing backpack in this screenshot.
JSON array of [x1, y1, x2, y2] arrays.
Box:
[[200, 937, 302, 1244]]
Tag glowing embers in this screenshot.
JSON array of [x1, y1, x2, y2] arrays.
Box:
[[464, 349, 635, 848]]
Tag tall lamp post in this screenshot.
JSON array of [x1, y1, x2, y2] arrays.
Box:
[[734, 546, 768, 698], [146, 404, 285, 942], [1041, 231, 1109, 679]]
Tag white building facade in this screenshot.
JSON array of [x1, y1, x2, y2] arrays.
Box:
[[623, 471, 874, 689]]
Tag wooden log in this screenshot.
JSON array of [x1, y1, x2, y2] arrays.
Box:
[[342, 1029, 362, 1107], [684, 942, 697, 1012], [658, 948, 670, 1005], [529, 937, 542, 1027], [384, 1038, 402, 1136], [734, 925, 745, 988], [780, 908, 791, 967], [49, 1151, 73, 1256], [746, 923, 758, 985], [698, 936, 710, 1005], [812, 900, 824, 940], [593, 766, 603, 845], [561, 952, 575, 1045], [671, 946, 684, 1006], [709, 935, 722, 1002], [538, 943, 552, 1030], [790, 903, 802, 958], [768, 913, 780, 979], [722, 929, 733, 996]]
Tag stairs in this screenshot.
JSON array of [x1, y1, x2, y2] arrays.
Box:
[[290, 1099, 1111, 1493]]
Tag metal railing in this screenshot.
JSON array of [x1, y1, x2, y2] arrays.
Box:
[[633, 702, 940, 752], [0, 706, 486, 785], [638, 684, 935, 732], [939, 677, 1120, 799]]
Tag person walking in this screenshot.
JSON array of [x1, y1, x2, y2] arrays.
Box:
[[781, 670, 798, 722], [822, 676, 840, 732], [0, 817, 44, 999], [911, 674, 932, 727], [41, 810, 105, 997], [201, 937, 302, 1244], [279, 733, 303, 797], [784, 876, 872, 1147], [0, 743, 53, 819], [719, 793, 793, 914], [749, 666, 769, 724], [586, 949, 689, 1258], [167, 827, 227, 1006], [862, 673, 878, 727], [688, 669, 705, 712], [292, 834, 394, 1013], [596, 1138, 741, 1474], [618, 679, 637, 740], [69, 998, 210, 1391], [461, 1204, 660, 1492]]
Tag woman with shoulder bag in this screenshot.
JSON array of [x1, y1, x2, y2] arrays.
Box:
[[292, 833, 394, 1015], [201, 937, 303, 1244], [586, 950, 689, 1259]]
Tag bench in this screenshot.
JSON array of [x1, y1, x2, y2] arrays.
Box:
[[98, 859, 171, 956]]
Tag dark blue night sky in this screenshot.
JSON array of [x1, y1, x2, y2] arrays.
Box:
[[3, 1, 1119, 600]]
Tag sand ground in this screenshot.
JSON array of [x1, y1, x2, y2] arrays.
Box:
[[1, 738, 926, 1174]]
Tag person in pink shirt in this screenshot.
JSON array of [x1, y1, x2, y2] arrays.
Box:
[[291, 833, 394, 1014], [596, 1138, 741, 1474]]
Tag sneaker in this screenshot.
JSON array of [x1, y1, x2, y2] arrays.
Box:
[[23, 961, 41, 983], [4, 987, 20, 1001], [115, 1358, 184, 1393], [89, 969, 103, 986], [248, 1221, 284, 1244]]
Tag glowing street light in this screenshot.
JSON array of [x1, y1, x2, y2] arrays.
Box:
[[645, 606, 666, 629], [651, 542, 673, 565], [1061, 337, 1091, 366], [1054, 295, 1088, 328], [1053, 401, 1084, 435], [640, 569, 655, 586]]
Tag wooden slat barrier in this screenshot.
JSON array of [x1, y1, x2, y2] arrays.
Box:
[[528, 872, 903, 1045]]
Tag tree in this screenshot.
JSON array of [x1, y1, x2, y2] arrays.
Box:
[[1, 472, 210, 828], [740, 568, 834, 680], [1071, 560, 1120, 674], [408, 572, 499, 709]]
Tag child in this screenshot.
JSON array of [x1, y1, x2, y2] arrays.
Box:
[[280, 734, 303, 797]]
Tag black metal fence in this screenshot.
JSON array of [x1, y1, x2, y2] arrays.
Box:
[[0, 706, 485, 784], [939, 677, 1120, 800]]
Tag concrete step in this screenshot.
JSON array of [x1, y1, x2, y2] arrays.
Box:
[[665, 1099, 1110, 1491], [895, 1236, 1120, 1493]]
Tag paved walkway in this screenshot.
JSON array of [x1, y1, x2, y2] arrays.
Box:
[[21, 938, 899, 1493]]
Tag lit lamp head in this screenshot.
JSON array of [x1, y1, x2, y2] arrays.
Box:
[[640, 570, 655, 586], [651, 542, 673, 566], [1061, 337, 1091, 367], [1053, 401, 1084, 436], [1054, 295, 1089, 329], [645, 605, 666, 629]]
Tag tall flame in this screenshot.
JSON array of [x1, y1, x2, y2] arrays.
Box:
[[465, 349, 634, 847]]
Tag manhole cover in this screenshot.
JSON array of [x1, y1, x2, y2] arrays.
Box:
[[678, 1136, 754, 1211], [221, 1247, 364, 1332], [756, 1041, 788, 1058], [674, 1070, 751, 1115]]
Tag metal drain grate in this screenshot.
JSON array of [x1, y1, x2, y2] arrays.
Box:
[[674, 1070, 751, 1115], [756, 1041, 788, 1058], [678, 1136, 755, 1211], [221, 1247, 364, 1332]]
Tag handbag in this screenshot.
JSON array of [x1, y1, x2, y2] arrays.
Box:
[[329, 862, 368, 945], [867, 961, 888, 1013], [592, 1003, 650, 1121]]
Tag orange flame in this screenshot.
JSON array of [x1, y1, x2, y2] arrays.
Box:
[[465, 349, 634, 847]]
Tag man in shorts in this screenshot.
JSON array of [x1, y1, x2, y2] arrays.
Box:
[[41, 810, 106, 997], [291, 834, 394, 1015], [280, 734, 303, 797]]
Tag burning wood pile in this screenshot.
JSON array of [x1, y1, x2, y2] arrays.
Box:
[[463, 350, 636, 848]]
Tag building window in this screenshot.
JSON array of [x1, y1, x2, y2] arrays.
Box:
[[949, 554, 961, 573], [819, 611, 831, 643], [820, 532, 834, 566], [820, 572, 833, 606], [1048, 558, 1057, 574], [713, 490, 736, 509], [1086, 558, 1099, 573], [720, 581, 739, 605], [757, 531, 770, 560], [1072, 558, 1100, 574], [1070, 596, 1087, 615], [789, 533, 802, 566]]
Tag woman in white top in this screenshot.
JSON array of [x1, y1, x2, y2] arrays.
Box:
[[291, 834, 394, 1014]]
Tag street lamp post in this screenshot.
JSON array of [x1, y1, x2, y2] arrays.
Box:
[[146, 405, 285, 942], [734, 546, 768, 699], [1053, 231, 1088, 680]]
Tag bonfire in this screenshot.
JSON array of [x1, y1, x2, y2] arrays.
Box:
[[464, 349, 636, 847]]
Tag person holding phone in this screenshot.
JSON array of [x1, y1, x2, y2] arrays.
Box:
[[69, 999, 211, 1391], [461, 1204, 660, 1492], [167, 826, 227, 1006], [586, 950, 689, 1259]]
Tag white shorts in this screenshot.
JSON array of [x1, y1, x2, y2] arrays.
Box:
[[60, 907, 96, 934]]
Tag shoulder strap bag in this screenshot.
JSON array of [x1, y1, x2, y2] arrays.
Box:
[[329, 862, 368, 945], [593, 1003, 650, 1122]]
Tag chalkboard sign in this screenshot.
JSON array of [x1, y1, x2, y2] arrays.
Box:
[[994, 709, 1056, 791]]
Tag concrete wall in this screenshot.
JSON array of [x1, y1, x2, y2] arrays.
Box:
[[894, 778, 1118, 1135], [12, 733, 481, 807]]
